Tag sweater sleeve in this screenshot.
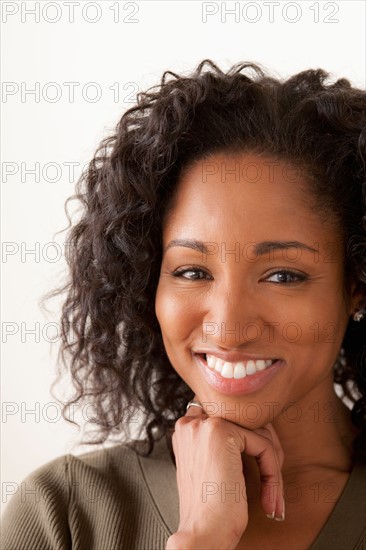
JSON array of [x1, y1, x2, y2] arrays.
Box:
[[1, 455, 72, 550]]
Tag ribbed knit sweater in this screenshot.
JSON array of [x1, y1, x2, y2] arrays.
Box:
[[1, 437, 365, 549]]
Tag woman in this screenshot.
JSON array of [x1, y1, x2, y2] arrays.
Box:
[[2, 59, 366, 550]]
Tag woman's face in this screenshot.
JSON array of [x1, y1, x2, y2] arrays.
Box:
[[155, 151, 358, 427]]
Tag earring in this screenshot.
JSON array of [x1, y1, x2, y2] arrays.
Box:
[[353, 310, 365, 322]]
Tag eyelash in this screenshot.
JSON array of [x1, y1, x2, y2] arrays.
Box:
[[171, 267, 309, 284], [172, 267, 212, 281], [264, 270, 308, 284]]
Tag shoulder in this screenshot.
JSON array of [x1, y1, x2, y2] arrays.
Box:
[[1, 438, 177, 550], [3, 441, 142, 505], [2, 439, 153, 514]]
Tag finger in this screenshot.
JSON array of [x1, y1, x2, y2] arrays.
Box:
[[185, 396, 207, 419], [172, 397, 207, 456], [261, 425, 285, 520], [262, 424, 285, 469], [236, 430, 283, 519], [252, 424, 285, 519]]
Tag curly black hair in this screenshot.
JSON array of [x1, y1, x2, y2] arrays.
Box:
[[46, 59, 366, 457]]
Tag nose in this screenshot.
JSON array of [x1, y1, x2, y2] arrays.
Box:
[[201, 279, 262, 348]]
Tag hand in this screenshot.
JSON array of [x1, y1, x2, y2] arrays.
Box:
[[166, 396, 285, 550]]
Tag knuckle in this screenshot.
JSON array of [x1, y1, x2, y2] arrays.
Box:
[[204, 416, 225, 437], [174, 415, 201, 436], [175, 416, 189, 428], [205, 416, 222, 429]]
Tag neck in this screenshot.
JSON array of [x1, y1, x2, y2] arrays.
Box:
[[270, 375, 358, 479]]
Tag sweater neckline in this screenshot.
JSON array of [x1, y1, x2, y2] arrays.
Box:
[[138, 437, 366, 545], [138, 436, 180, 533]]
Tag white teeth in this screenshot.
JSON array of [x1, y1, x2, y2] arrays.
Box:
[[221, 362, 234, 378], [245, 360, 257, 375], [234, 362, 246, 379], [204, 354, 275, 379], [255, 360, 266, 371], [206, 355, 216, 369], [214, 359, 224, 373]]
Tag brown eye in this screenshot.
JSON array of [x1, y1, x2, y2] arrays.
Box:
[[172, 268, 212, 280], [265, 270, 308, 284]]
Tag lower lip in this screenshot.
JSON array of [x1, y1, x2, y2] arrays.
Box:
[[194, 354, 284, 396]]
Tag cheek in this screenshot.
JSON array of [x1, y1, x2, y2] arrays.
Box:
[[271, 293, 348, 359], [155, 285, 202, 384], [155, 284, 200, 344]]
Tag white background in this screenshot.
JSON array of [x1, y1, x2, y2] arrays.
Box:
[[1, 0, 365, 514]]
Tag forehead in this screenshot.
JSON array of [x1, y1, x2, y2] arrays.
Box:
[[175, 151, 308, 206], [163, 152, 334, 246]]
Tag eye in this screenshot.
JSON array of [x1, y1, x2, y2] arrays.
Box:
[[264, 270, 308, 284], [171, 267, 212, 281]]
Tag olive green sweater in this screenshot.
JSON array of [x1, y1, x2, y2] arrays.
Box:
[[1, 437, 365, 549]]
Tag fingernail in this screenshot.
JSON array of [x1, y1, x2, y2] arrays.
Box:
[[274, 512, 285, 521], [266, 511, 275, 519]]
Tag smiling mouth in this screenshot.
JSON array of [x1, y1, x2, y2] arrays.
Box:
[[200, 353, 278, 380]]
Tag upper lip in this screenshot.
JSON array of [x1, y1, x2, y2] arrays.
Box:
[[192, 350, 278, 363]]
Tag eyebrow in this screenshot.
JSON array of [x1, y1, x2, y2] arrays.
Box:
[[164, 239, 318, 255]]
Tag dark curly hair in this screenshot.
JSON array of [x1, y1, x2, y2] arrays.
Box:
[[45, 59, 366, 458]]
